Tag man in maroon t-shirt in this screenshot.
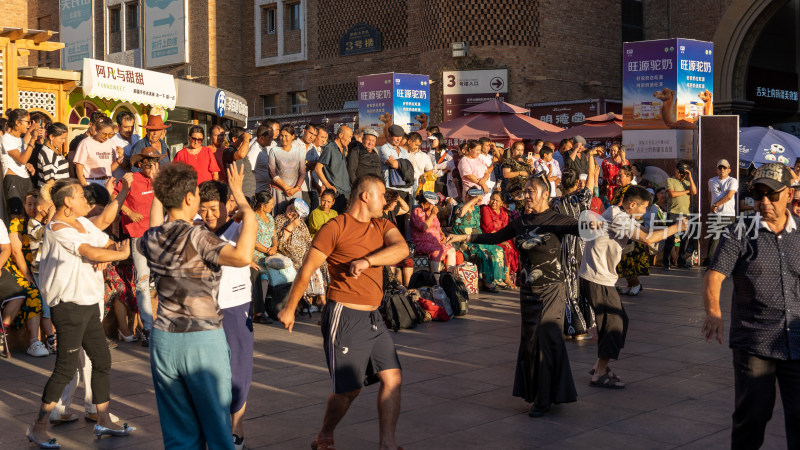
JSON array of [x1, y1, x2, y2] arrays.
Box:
[[278, 173, 408, 450], [113, 147, 161, 346]]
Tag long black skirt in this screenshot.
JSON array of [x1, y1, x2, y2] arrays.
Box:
[[512, 282, 577, 406]]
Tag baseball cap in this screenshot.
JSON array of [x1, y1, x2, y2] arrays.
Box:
[[752, 162, 793, 191], [363, 128, 379, 138], [387, 124, 404, 137], [716, 159, 730, 168], [467, 188, 485, 198], [422, 191, 439, 204]]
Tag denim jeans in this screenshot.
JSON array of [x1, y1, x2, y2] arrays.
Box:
[[151, 328, 234, 450], [130, 237, 153, 331]]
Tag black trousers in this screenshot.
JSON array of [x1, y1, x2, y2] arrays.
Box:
[[731, 349, 800, 450], [332, 193, 348, 215], [580, 278, 628, 360], [663, 212, 696, 267], [250, 267, 266, 317], [42, 302, 111, 405]]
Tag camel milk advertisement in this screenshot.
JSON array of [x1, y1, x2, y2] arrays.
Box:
[[358, 73, 430, 135], [622, 38, 713, 131]]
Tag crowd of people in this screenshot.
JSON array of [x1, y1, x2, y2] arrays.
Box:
[[0, 106, 797, 449]]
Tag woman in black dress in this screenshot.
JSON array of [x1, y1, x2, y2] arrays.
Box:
[[448, 173, 580, 417]]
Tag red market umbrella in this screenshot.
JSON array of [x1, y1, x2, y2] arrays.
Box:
[[462, 96, 530, 114], [548, 112, 623, 141], [438, 112, 564, 147]]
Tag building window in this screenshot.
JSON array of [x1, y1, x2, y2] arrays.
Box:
[[254, 0, 307, 66], [290, 91, 307, 114], [265, 8, 276, 34], [289, 3, 301, 31], [262, 94, 278, 115], [109, 7, 121, 33], [109, 7, 122, 53], [126, 2, 139, 50], [622, 0, 644, 42]]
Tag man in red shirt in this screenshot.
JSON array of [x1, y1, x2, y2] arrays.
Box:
[[278, 173, 408, 450], [114, 147, 162, 347]]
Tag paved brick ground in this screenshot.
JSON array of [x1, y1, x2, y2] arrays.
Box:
[[0, 267, 789, 449]]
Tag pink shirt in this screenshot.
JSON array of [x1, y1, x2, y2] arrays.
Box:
[[457, 156, 487, 199], [74, 137, 116, 179]]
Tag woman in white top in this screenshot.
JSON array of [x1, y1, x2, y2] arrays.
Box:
[[27, 178, 136, 449], [1, 109, 38, 216]]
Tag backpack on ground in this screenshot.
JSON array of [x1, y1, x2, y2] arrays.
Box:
[[408, 270, 436, 289], [439, 271, 469, 316], [382, 293, 419, 332]]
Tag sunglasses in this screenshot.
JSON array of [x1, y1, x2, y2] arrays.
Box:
[[792, 199, 800, 207], [190, 137, 204, 142], [752, 188, 785, 202], [99, 132, 115, 138]]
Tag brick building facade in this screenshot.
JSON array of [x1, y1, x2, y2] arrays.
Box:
[[3, 0, 799, 127]]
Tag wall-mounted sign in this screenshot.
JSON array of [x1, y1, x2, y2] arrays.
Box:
[[60, 0, 94, 70], [82, 58, 177, 109], [339, 23, 382, 57], [145, 0, 187, 68], [174, 80, 248, 124], [442, 69, 508, 122], [746, 67, 799, 111], [526, 99, 621, 129]]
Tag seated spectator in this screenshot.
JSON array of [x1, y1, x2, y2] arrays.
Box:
[[251, 192, 276, 324], [173, 126, 221, 184], [410, 191, 456, 277], [452, 188, 507, 293], [308, 189, 339, 237], [275, 199, 327, 307], [481, 191, 518, 288], [383, 190, 413, 286], [1, 195, 47, 357]]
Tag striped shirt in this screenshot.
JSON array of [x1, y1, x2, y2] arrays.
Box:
[[37, 145, 69, 187]]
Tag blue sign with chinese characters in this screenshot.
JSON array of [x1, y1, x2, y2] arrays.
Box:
[[339, 23, 382, 57]]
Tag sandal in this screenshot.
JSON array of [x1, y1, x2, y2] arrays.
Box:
[[311, 436, 336, 450], [589, 373, 625, 389], [588, 366, 620, 381]]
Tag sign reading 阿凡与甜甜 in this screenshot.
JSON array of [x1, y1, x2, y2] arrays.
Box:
[[82, 58, 176, 109]]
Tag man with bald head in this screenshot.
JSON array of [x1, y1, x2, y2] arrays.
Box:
[[316, 125, 353, 213]]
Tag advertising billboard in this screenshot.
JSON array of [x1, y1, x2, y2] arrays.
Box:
[[526, 99, 621, 129], [622, 38, 713, 130], [60, 0, 94, 70], [442, 69, 508, 122], [145, 0, 187, 68], [358, 72, 430, 135]]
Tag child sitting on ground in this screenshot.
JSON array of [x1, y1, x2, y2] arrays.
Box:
[[308, 189, 338, 237]]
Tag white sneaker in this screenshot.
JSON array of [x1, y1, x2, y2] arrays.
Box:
[[27, 340, 49, 357], [620, 286, 631, 295], [629, 283, 642, 296], [308, 305, 319, 313]]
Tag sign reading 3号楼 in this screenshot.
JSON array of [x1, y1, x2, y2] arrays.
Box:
[[145, 0, 187, 68]]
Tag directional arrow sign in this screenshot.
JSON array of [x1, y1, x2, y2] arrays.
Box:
[[153, 13, 175, 28], [490, 77, 504, 91]]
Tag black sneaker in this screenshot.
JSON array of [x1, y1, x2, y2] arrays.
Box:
[[141, 329, 150, 348], [528, 403, 551, 417], [45, 335, 57, 354]]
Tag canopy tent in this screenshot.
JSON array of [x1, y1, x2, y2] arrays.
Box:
[[738, 126, 800, 169], [438, 98, 563, 146], [548, 112, 623, 141]]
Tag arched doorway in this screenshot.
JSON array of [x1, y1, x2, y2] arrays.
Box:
[[713, 0, 796, 122]]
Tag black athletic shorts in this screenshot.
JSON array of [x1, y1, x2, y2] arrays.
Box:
[[321, 301, 402, 394]]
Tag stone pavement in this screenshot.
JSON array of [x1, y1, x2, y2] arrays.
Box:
[[0, 267, 789, 449]]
